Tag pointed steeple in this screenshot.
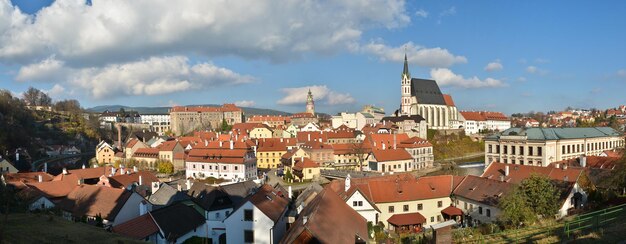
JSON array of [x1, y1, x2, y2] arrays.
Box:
[[402, 53, 410, 78]]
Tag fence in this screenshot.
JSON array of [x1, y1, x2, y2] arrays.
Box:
[[563, 203, 626, 238]]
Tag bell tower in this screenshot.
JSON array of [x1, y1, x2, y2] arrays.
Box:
[[306, 89, 315, 114], [401, 54, 412, 115]]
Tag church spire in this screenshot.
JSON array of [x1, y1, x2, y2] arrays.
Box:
[[402, 53, 410, 78]]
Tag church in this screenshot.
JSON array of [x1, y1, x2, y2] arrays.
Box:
[[399, 54, 459, 130]]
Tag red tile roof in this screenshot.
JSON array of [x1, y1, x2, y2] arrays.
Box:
[[157, 140, 180, 151], [371, 148, 412, 162], [109, 171, 160, 189], [453, 175, 514, 207], [59, 185, 131, 220], [443, 94, 455, 107], [297, 131, 328, 143], [460, 111, 509, 121], [247, 184, 289, 223], [398, 137, 432, 148], [293, 158, 320, 170], [366, 133, 410, 150], [388, 212, 426, 226], [441, 205, 463, 216], [111, 214, 159, 239], [133, 148, 160, 158], [481, 162, 583, 184]]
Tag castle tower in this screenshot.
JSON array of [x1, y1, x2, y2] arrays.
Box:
[[306, 89, 315, 114], [400, 54, 412, 115]]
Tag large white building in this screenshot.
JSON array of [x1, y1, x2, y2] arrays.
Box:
[[459, 111, 511, 135], [399, 55, 459, 130], [484, 127, 625, 167], [331, 112, 377, 130], [140, 114, 171, 135], [185, 141, 258, 181]]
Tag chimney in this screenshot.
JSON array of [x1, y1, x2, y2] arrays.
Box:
[[139, 175, 143, 185], [382, 143, 386, 150], [111, 167, 116, 176], [133, 166, 138, 173], [280, 138, 284, 143], [307, 134, 311, 141], [177, 184, 182, 191], [152, 182, 160, 193], [38, 175, 43, 183], [504, 165, 509, 176], [303, 215, 308, 225], [345, 174, 351, 192], [120, 167, 125, 175], [185, 179, 191, 190], [205, 140, 209, 147], [44, 163, 48, 173], [139, 201, 148, 216], [82, 164, 85, 169], [393, 133, 397, 150], [62, 168, 68, 175], [116, 124, 122, 151], [219, 141, 223, 147], [580, 155, 587, 167], [288, 186, 293, 199], [230, 140, 234, 150], [555, 163, 560, 169], [93, 164, 97, 168]]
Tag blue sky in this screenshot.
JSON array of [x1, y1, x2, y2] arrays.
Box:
[[1, 0, 625, 115]]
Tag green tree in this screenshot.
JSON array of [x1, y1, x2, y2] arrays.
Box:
[[498, 188, 536, 225], [220, 118, 232, 132], [157, 160, 174, 174], [519, 174, 559, 218]]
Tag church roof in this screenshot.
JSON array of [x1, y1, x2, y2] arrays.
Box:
[[410, 78, 447, 105], [402, 54, 410, 78]]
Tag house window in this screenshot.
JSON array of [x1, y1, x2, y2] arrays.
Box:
[[486, 209, 491, 217], [353, 201, 358, 207], [430, 217, 434, 223], [538, 147, 543, 156], [235, 166, 239, 170], [418, 204, 423, 210], [388, 206, 394, 213], [244, 230, 254, 243], [215, 212, 220, 219], [403, 205, 409, 212], [223, 166, 227, 170], [244, 209, 253, 221], [437, 215, 441, 222], [358, 201, 363, 206], [437, 201, 443, 208], [529, 147, 534, 156], [479, 206, 483, 215]]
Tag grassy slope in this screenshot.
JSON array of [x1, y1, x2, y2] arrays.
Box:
[[0, 213, 145, 244]]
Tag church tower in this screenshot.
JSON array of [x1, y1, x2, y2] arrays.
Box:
[[400, 54, 412, 115], [306, 89, 315, 114]]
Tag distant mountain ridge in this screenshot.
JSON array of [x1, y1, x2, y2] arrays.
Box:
[[87, 104, 293, 116]]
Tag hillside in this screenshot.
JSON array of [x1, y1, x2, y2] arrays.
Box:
[[87, 104, 292, 116]]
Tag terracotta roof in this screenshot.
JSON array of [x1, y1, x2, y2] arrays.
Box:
[[366, 133, 410, 150], [481, 162, 583, 184], [301, 141, 333, 150], [602, 150, 623, 158], [133, 148, 160, 158], [257, 141, 288, 152], [371, 148, 412, 162], [293, 158, 320, 170], [109, 171, 160, 189], [326, 130, 355, 139], [297, 131, 328, 143], [388, 212, 426, 226], [279, 189, 369, 244], [246, 184, 289, 223], [125, 138, 140, 148], [54, 166, 113, 181], [27, 175, 83, 198], [330, 174, 456, 204], [461, 111, 509, 121], [441, 205, 463, 216], [112, 214, 159, 239], [2, 172, 54, 185], [443, 94, 456, 106], [332, 143, 371, 155], [59, 185, 131, 220], [157, 140, 180, 151], [291, 112, 316, 118], [248, 115, 291, 123], [398, 137, 432, 148], [553, 156, 621, 170], [452, 175, 514, 207]]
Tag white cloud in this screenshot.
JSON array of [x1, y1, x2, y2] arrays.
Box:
[[526, 65, 547, 75], [18, 56, 254, 99], [484, 59, 503, 72], [44, 84, 66, 99], [16, 56, 68, 82], [534, 58, 549, 63], [430, 68, 506, 88], [0, 0, 410, 65], [234, 100, 256, 107], [440, 6, 457, 17], [618, 69, 626, 79], [359, 41, 467, 68], [517, 77, 527, 82], [415, 9, 429, 18], [277, 85, 355, 105]]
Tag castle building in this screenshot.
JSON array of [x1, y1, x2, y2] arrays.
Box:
[[306, 89, 315, 114], [400, 54, 459, 130]]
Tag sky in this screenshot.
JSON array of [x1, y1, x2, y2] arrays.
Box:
[[1, 0, 626, 115]]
